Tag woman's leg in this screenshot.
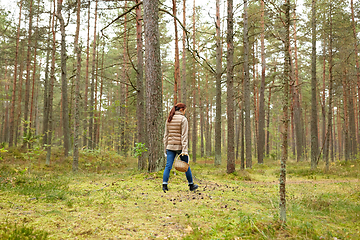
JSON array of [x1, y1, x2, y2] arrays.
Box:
[[163, 150, 176, 184], [180, 154, 193, 184]]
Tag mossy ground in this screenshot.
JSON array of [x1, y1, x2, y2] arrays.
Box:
[[0, 147, 359, 239]]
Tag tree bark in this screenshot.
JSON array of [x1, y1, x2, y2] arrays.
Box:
[[182, 0, 187, 105], [89, 0, 98, 149], [173, 0, 180, 104], [226, 0, 235, 173], [215, 0, 222, 165], [244, 0, 252, 168], [192, 0, 197, 163], [29, 0, 40, 146], [46, 0, 56, 165], [257, 0, 265, 164], [56, 0, 70, 156], [280, 0, 290, 223], [23, 0, 33, 148], [83, 2, 91, 148], [144, 0, 164, 172], [292, 6, 304, 161], [311, 0, 319, 169], [42, 9, 52, 148], [325, 3, 332, 172], [73, 0, 81, 172], [9, 0, 23, 147], [136, 0, 146, 170]]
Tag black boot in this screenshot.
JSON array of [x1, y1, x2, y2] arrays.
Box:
[[162, 184, 168, 193], [189, 183, 198, 191]]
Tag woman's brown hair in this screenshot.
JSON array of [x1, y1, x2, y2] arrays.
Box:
[[167, 103, 186, 122]]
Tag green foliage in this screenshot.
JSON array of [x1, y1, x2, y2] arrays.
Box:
[[133, 142, 148, 158], [0, 222, 48, 240]]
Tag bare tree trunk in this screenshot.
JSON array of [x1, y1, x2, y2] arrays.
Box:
[[89, 0, 98, 149], [73, 0, 81, 172], [173, 0, 180, 104], [226, 0, 235, 173], [136, 0, 146, 170], [56, 0, 70, 156], [215, 0, 222, 165], [9, 0, 23, 147], [29, 0, 40, 146], [42, 9, 52, 148], [23, 0, 33, 148], [351, 0, 360, 148], [144, 0, 164, 172], [325, 3, 333, 172], [311, 0, 319, 169], [343, 69, 350, 161], [257, 0, 265, 164], [266, 79, 274, 156], [46, 1, 56, 165], [83, 2, 91, 148], [199, 85, 204, 157], [192, 0, 197, 163], [244, 0, 252, 168], [292, 6, 304, 161], [15, 52, 24, 147], [182, 0, 187, 104], [280, 0, 290, 223]]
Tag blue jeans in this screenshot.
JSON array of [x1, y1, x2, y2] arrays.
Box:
[[163, 149, 193, 185]]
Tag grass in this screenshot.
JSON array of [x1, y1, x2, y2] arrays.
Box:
[[0, 147, 359, 239]]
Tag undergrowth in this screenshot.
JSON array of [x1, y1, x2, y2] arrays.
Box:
[[0, 147, 359, 239]]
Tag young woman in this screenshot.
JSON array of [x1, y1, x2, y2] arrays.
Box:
[[162, 103, 198, 192]]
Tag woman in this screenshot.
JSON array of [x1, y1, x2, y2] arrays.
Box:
[[162, 103, 198, 192]]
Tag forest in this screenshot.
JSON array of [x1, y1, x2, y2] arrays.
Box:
[[0, 0, 359, 239]]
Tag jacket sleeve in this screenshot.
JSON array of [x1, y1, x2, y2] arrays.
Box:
[[181, 117, 188, 155], [163, 122, 168, 155]]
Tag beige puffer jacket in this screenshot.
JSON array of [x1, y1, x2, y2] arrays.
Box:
[[163, 111, 188, 155]]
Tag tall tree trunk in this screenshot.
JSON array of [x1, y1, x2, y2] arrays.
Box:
[[73, 0, 81, 172], [266, 79, 274, 156], [9, 0, 23, 147], [182, 0, 187, 104], [199, 85, 204, 157], [321, 33, 326, 155], [343, 69, 350, 161], [144, 0, 164, 172], [83, 2, 91, 148], [57, 0, 70, 156], [42, 9, 52, 148], [351, 0, 360, 148], [257, 0, 265, 164], [173, 0, 180, 103], [136, 0, 146, 170], [215, 0, 222, 165], [29, 0, 40, 145], [292, 6, 304, 161], [89, 0, 98, 149], [192, 0, 197, 163], [349, 83, 357, 158], [280, 0, 290, 223], [23, 0, 33, 148], [325, 3, 332, 172], [311, 0, 319, 169], [15, 51, 24, 146], [46, 0, 56, 165], [244, 0, 252, 168], [226, 0, 235, 173]]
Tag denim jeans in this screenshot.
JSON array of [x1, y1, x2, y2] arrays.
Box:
[[162, 149, 193, 185]]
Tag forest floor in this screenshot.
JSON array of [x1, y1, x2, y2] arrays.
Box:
[[0, 147, 359, 240]]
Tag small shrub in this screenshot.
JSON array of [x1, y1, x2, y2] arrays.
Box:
[[0, 222, 48, 240]]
